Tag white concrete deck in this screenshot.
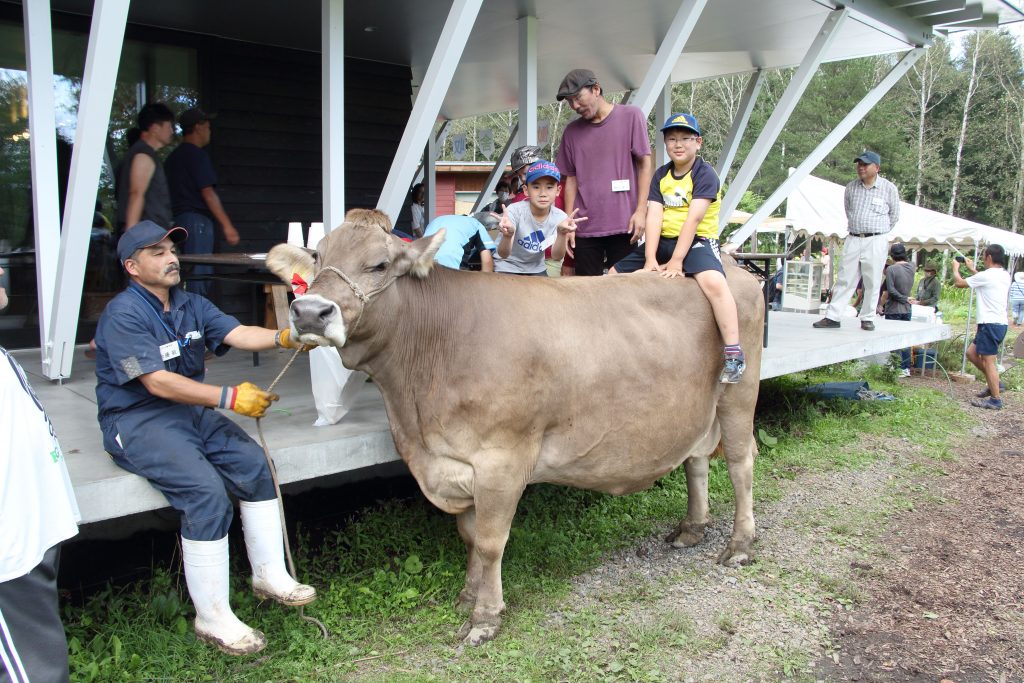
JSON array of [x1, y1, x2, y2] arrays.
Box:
[[13, 311, 949, 526]]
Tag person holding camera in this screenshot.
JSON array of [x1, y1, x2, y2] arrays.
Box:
[[952, 245, 1011, 410]]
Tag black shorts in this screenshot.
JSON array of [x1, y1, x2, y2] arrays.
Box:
[[573, 233, 635, 276], [612, 235, 725, 276]]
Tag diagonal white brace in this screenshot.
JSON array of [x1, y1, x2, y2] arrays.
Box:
[[44, 0, 130, 380], [22, 0, 61, 360], [726, 48, 925, 248], [718, 8, 848, 231], [630, 0, 709, 116], [376, 0, 484, 222], [715, 69, 766, 184]]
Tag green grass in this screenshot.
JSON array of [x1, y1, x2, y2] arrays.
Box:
[[63, 363, 973, 682]]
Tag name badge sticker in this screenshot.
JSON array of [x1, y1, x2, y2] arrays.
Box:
[[871, 197, 884, 206], [612, 179, 630, 192], [159, 341, 181, 361]]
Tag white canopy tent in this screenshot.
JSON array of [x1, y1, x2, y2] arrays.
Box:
[[785, 174, 1024, 257]]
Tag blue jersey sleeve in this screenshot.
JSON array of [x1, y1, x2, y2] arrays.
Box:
[[690, 160, 720, 200], [648, 164, 670, 204]]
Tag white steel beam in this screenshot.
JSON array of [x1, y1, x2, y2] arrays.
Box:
[[932, 6, 985, 25], [413, 120, 451, 185], [426, 130, 438, 223], [322, 0, 344, 233], [727, 48, 925, 248], [518, 14, 537, 146], [630, 0, 708, 116], [376, 0, 484, 222], [472, 124, 518, 213], [837, 0, 936, 47], [718, 9, 848, 229], [45, 0, 129, 380], [654, 82, 672, 168], [715, 69, 766, 183], [907, 0, 966, 18], [22, 0, 61, 360]]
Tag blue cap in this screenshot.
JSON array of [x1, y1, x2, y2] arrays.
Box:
[[854, 150, 881, 166], [525, 160, 561, 184], [117, 220, 187, 265], [660, 112, 701, 135]]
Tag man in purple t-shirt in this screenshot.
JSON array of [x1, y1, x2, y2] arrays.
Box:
[[555, 69, 653, 276]]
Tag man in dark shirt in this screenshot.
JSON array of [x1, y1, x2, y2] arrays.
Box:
[[881, 243, 915, 377], [165, 108, 240, 297], [116, 103, 175, 231]]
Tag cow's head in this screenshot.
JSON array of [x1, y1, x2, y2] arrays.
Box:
[[267, 209, 445, 348]]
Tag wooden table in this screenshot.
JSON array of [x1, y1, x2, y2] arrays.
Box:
[[177, 253, 291, 365]]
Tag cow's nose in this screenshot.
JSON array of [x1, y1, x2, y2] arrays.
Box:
[[291, 297, 335, 335]]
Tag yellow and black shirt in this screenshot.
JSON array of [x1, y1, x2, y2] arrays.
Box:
[[648, 157, 721, 239]]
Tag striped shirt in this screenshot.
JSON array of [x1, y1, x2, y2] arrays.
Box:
[[844, 175, 900, 236]]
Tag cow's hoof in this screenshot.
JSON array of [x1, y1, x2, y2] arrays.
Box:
[[454, 591, 476, 615], [716, 541, 753, 567], [666, 523, 706, 548], [457, 620, 500, 646]]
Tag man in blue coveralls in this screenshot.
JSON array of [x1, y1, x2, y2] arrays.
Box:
[[94, 220, 315, 656]]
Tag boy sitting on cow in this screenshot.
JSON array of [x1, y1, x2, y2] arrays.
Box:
[[493, 161, 585, 276], [609, 112, 746, 383]]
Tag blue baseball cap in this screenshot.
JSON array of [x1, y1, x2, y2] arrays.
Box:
[[525, 160, 561, 184], [661, 112, 701, 136], [854, 151, 881, 166], [117, 220, 187, 265]]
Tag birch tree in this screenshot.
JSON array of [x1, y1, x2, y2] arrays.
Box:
[[905, 40, 955, 205], [948, 32, 990, 215]]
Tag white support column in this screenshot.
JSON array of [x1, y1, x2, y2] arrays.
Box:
[[22, 0, 61, 360], [718, 8, 848, 229], [322, 0, 345, 232], [654, 82, 673, 168], [727, 48, 925, 248], [44, 0, 129, 380], [426, 130, 438, 223], [472, 124, 518, 213], [376, 0, 484, 222], [413, 120, 451, 185], [517, 14, 537, 146], [715, 69, 766, 183], [630, 0, 708, 116]]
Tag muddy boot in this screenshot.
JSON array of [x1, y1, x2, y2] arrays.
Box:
[[181, 536, 266, 656], [240, 499, 317, 607]]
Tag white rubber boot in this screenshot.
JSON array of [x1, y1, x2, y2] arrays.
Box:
[[240, 499, 317, 607], [181, 536, 266, 655]]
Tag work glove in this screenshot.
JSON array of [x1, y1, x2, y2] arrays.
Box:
[[276, 328, 314, 352], [224, 381, 279, 418]]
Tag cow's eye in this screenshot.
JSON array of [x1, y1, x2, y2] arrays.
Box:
[[371, 262, 387, 272]]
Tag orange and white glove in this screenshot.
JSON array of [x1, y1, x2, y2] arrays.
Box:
[[275, 328, 314, 351], [220, 382, 278, 418]]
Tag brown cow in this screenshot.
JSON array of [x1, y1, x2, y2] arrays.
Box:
[[267, 213, 762, 645]]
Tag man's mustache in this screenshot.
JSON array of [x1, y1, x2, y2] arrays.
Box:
[[165, 265, 180, 274]]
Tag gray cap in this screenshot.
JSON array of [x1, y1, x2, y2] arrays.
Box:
[[556, 69, 598, 101]]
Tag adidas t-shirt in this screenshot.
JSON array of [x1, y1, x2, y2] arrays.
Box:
[[494, 200, 567, 274]]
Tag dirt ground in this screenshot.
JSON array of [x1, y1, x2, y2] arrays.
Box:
[[551, 372, 1022, 683], [815, 374, 1023, 682]]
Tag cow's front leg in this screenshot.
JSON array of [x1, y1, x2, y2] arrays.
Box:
[[455, 479, 523, 646], [717, 432, 756, 567], [455, 508, 480, 614], [666, 453, 712, 548]]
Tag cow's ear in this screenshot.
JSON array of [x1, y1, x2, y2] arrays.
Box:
[[392, 229, 445, 279], [267, 244, 315, 286]]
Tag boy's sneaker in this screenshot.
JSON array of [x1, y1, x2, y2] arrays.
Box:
[[970, 397, 1003, 410], [720, 355, 746, 384], [898, 368, 911, 378], [975, 382, 1006, 398]]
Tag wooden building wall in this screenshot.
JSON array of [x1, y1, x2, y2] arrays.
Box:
[[200, 37, 412, 323]]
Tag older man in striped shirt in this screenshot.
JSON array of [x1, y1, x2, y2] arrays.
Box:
[[814, 151, 900, 331]]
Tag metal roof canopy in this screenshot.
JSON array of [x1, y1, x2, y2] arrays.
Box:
[[25, 0, 1023, 119], [9, 0, 1023, 380]]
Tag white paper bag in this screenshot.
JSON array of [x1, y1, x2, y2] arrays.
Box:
[[308, 346, 368, 426]]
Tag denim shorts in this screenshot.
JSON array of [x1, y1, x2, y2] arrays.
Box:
[[973, 323, 1007, 356]]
